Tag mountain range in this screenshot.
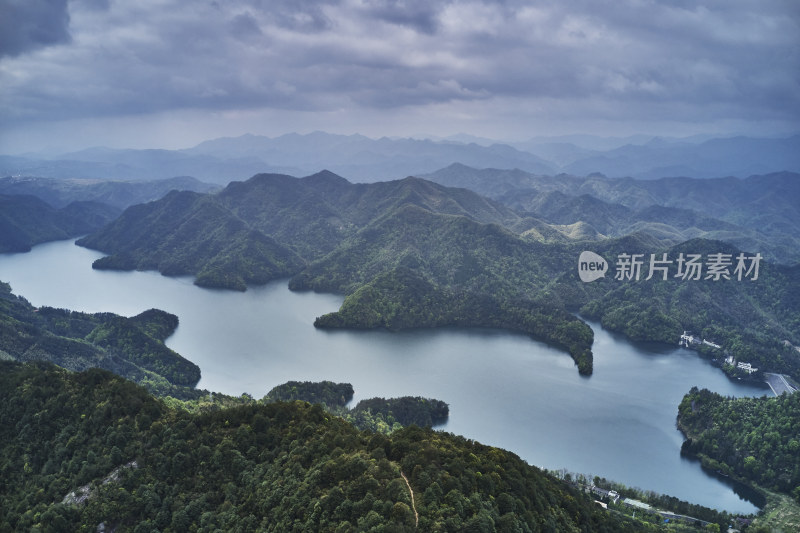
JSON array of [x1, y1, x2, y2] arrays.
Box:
[[77, 172, 600, 373], [0, 176, 220, 254], [3, 131, 798, 183], [3, 161, 799, 528], [75, 170, 800, 379], [0, 175, 217, 210], [422, 164, 800, 265]]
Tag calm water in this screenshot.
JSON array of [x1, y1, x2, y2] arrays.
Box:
[[0, 239, 770, 513]]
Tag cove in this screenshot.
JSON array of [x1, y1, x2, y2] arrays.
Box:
[[0, 238, 769, 513]]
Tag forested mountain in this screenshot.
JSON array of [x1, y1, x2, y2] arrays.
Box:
[[311, 267, 594, 374], [0, 361, 647, 532], [0, 176, 218, 209], [77, 171, 800, 379], [78, 172, 596, 373], [216, 172, 522, 259], [0, 194, 119, 253], [423, 165, 800, 233], [0, 281, 199, 394], [678, 387, 800, 501], [81, 172, 521, 263], [80, 190, 305, 291], [575, 239, 800, 379], [422, 165, 800, 264]]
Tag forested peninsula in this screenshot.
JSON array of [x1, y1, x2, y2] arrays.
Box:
[[0, 280, 198, 395], [678, 387, 800, 498]]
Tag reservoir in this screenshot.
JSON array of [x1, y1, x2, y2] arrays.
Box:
[[1, 239, 768, 513]]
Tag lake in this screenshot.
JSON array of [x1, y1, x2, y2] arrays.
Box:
[[0, 238, 769, 513]]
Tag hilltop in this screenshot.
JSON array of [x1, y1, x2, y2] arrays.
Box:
[[78, 172, 596, 373]]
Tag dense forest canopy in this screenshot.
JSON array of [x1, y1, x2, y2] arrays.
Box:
[[678, 387, 800, 499], [264, 380, 355, 407], [0, 280, 200, 395], [262, 381, 450, 435], [1, 361, 646, 532]]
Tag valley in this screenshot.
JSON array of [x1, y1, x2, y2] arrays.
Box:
[[1, 153, 798, 532]]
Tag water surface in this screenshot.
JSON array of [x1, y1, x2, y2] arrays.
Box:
[[0, 239, 768, 513]]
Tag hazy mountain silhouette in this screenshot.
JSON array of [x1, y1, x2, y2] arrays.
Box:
[[4, 132, 796, 183]]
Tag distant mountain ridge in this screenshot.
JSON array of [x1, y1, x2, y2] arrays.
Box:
[[0, 175, 218, 209], [421, 164, 800, 264], [184, 132, 558, 181], [0, 194, 120, 253], [2, 131, 797, 183], [560, 135, 800, 179]]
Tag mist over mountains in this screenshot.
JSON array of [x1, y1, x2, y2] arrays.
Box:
[[2, 132, 798, 183]]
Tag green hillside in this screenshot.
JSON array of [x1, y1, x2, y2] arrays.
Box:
[[678, 387, 800, 497], [79, 191, 305, 291], [423, 166, 800, 264], [311, 267, 594, 374], [0, 361, 644, 532], [0, 280, 199, 394], [577, 239, 800, 379], [0, 194, 119, 253]]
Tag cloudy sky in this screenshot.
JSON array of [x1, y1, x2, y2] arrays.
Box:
[[1, 0, 798, 153]]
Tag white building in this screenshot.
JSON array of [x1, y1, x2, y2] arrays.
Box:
[[737, 362, 758, 374]]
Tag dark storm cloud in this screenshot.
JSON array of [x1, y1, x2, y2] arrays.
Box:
[[229, 12, 263, 40], [0, 0, 71, 58], [361, 0, 446, 35], [0, 0, 798, 132]]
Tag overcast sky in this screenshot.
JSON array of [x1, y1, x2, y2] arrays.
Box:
[[1, 0, 798, 153]]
